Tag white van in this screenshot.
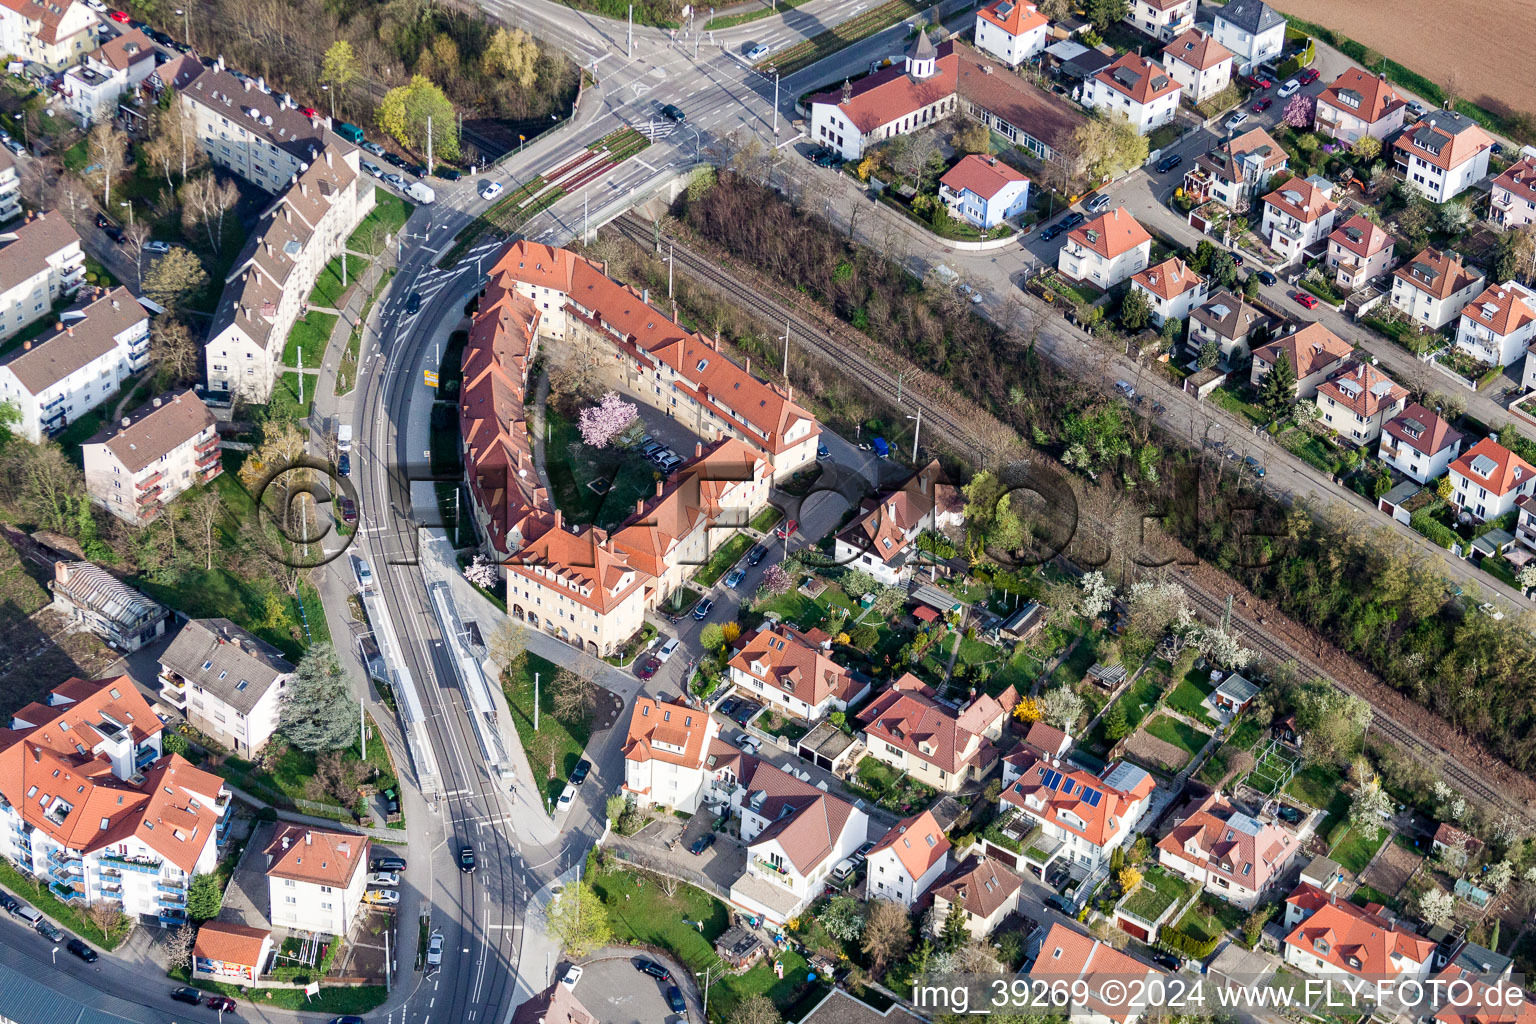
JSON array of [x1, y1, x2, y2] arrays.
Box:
[[830, 856, 857, 883]]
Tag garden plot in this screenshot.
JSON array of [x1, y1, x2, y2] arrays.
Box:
[[1245, 740, 1302, 796]]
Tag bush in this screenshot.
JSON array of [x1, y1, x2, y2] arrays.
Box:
[[1161, 928, 1220, 959]]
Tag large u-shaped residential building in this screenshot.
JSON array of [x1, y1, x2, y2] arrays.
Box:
[[458, 241, 818, 657]]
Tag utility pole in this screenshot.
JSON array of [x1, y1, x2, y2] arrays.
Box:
[[907, 406, 922, 461], [360, 698, 366, 759], [426, 115, 433, 175], [628, 4, 633, 58], [668, 243, 674, 298], [896, 370, 903, 405], [298, 348, 304, 404], [780, 316, 791, 380], [533, 672, 539, 731], [583, 188, 589, 244], [773, 71, 781, 136]]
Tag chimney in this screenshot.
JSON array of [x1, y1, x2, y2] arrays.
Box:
[[22, 341, 29, 351], [337, 840, 350, 856], [638, 498, 645, 516], [110, 298, 118, 309], [553, 508, 563, 530], [243, 78, 251, 91], [919, 472, 929, 495], [152, 397, 162, 408], [305, 832, 312, 845], [656, 480, 664, 497], [324, 149, 332, 168], [695, 441, 703, 457], [66, 327, 73, 336], [120, 417, 129, 427]]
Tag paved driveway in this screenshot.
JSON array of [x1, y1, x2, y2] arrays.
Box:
[[572, 948, 700, 1024]]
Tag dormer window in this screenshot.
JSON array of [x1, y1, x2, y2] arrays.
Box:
[[1315, 938, 1330, 954]]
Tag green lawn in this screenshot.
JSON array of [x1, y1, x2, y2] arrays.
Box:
[[1174, 895, 1246, 943], [1143, 713, 1211, 760], [1119, 866, 1194, 924], [1349, 883, 1400, 912], [749, 504, 784, 533], [692, 532, 753, 587], [544, 403, 662, 531], [338, 267, 395, 396], [137, 568, 329, 662], [751, 580, 858, 633], [503, 653, 590, 803], [1047, 633, 1100, 689], [1286, 762, 1344, 810], [1165, 668, 1218, 727], [307, 253, 369, 309], [221, 714, 395, 817], [268, 371, 317, 421], [170, 967, 385, 1015], [1330, 824, 1387, 874], [849, 755, 937, 815], [0, 858, 133, 948], [758, 710, 809, 745], [1226, 716, 1263, 750], [283, 312, 336, 369], [347, 188, 413, 254], [1209, 385, 1269, 426]]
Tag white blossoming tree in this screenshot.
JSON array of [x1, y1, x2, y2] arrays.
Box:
[[465, 555, 500, 589], [1079, 571, 1115, 621]]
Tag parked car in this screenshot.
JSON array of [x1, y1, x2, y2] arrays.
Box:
[[689, 833, 716, 855], [109, 9, 129, 21], [1114, 379, 1136, 398], [660, 103, 686, 123], [656, 637, 681, 662], [35, 919, 63, 942], [0, 891, 20, 915], [557, 785, 576, 813], [1407, 99, 1427, 118], [338, 496, 358, 525], [426, 932, 444, 967], [1151, 951, 1183, 971], [1044, 893, 1075, 915], [747, 543, 768, 565], [816, 442, 830, 460], [367, 871, 399, 886], [731, 701, 758, 726], [693, 597, 715, 620], [384, 152, 407, 168], [1243, 455, 1267, 477], [1277, 78, 1301, 97], [570, 759, 591, 785], [734, 732, 759, 754], [666, 986, 687, 1014], [561, 965, 583, 991], [813, 150, 839, 167], [67, 939, 98, 963], [1255, 269, 1277, 286], [143, 240, 171, 254], [459, 845, 476, 872], [1225, 111, 1249, 130], [635, 655, 660, 679], [1039, 221, 1065, 241], [4, 138, 23, 156], [1155, 153, 1182, 173], [1251, 98, 1272, 113], [1276, 804, 1304, 824], [205, 996, 237, 1012], [1059, 211, 1084, 230], [362, 888, 399, 906], [634, 958, 673, 982], [1084, 192, 1111, 213], [329, 1018, 367, 1024], [480, 180, 504, 200], [362, 160, 383, 177], [719, 698, 740, 717], [171, 988, 202, 1005], [775, 519, 798, 539], [382, 172, 405, 188], [337, 452, 350, 477], [1294, 291, 1319, 309], [372, 853, 406, 871], [724, 568, 746, 589], [439, 167, 462, 180], [361, 141, 385, 156], [1242, 73, 1272, 89], [745, 43, 768, 61]]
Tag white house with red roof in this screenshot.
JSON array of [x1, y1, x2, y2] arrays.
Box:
[[930, 856, 1023, 939], [1391, 247, 1485, 330], [265, 824, 369, 935], [1058, 207, 1153, 289], [832, 459, 961, 585], [939, 154, 1031, 229], [1250, 323, 1354, 399], [1211, 0, 1284, 72], [865, 810, 951, 906], [1127, 0, 1195, 41], [1160, 29, 1233, 104], [1184, 127, 1287, 211], [1030, 922, 1163, 1024], [1002, 723, 1073, 784], [728, 624, 869, 722], [1378, 404, 1464, 484], [1432, 965, 1536, 1024], [1082, 54, 1182, 135], [1314, 361, 1408, 446], [972, 0, 1048, 66], [1490, 156, 1536, 230], [1282, 882, 1435, 983], [1261, 175, 1339, 264], [857, 676, 1016, 793], [0, 0, 96, 70], [1313, 69, 1407, 144], [1325, 215, 1394, 293], [1395, 111, 1494, 204], [1130, 257, 1206, 326], [1449, 438, 1536, 522], [1455, 281, 1536, 367], [999, 757, 1155, 870], [0, 675, 229, 925], [1157, 792, 1304, 909], [622, 697, 721, 814], [808, 32, 958, 161]]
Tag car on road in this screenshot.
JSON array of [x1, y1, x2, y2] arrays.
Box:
[[67, 939, 98, 963], [1255, 269, 1277, 285], [1155, 153, 1182, 173], [660, 103, 686, 123], [693, 597, 715, 620], [406, 291, 421, 314], [362, 888, 399, 906], [171, 988, 202, 1005], [1242, 73, 1271, 89], [1038, 221, 1066, 241], [656, 637, 681, 662], [1251, 97, 1272, 113], [747, 543, 768, 565], [724, 568, 746, 589], [35, 919, 63, 942], [109, 9, 129, 21], [1298, 67, 1320, 85], [439, 167, 462, 180], [1243, 455, 1267, 477], [143, 240, 171, 254], [480, 180, 504, 200], [459, 845, 476, 872], [1294, 291, 1319, 309], [426, 932, 444, 967], [1044, 893, 1075, 914], [1224, 111, 1249, 131], [667, 986, 687, 1014], [1114, 379, 1136, 398], [361, 141, 385, 156], [0, 891, 18, 914], [1277, 78, 1301, 97], [1084, 192, 1111, 213], [745, 43, 769, 61], [775, 519, 798, 539], [1059, 211, 1084, 230], [383, 172, 406, 188], [734, 731, 759, 753], [384, 152, 408, 169], [362, 160, 383, 177], [571, 759, 591, 785], [337, 452, 350, 477], [561, 964, 583, 991], [367, 871, 399, 886], [689, 832, 716, 855], [329, 1018, 367, 1024], [635, 958, 673, 982], [338, 496, 358, 525], [372, 853, 406, 871], [205, 996, 237, 1012], [635, 655, 660, 679]]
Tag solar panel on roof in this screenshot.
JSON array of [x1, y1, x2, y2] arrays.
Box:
[[1062, 779, 1075, 795], [1083, 788, 1102, 807], [1042, 769, 1062, 790]]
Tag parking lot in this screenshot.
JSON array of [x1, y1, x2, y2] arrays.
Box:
[[568, 949, 700, 1024]]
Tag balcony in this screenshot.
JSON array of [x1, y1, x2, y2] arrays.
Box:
[[136, 469, 164, 491], [101, 854, 160, 874], [1493, 192, 1514, 210], [158, 891, 186, 907], [195, 448, 221, 470], [158, 909, 187, 924], [48, 881, 84, 903], [753, 856, 792, 878], [135, 746, 159, 770]]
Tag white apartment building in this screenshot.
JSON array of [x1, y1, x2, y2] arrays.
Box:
[[1126, 0, 1194, 41], [1448, 438, 1536, 522], [1160, 29, 1234, 105], [1391, 247, 1485, 330], [1313, 361, 1407, 446], [1261, 176, 1338, 264], [264, 825, 369, 936], [1130, 257, 1207, 326], [1394, 111, 1494, 204], [1377, 404, 1464, 485], [621, 697, 720, 814], [1082, 54, 1181, 135], [1454, 281, 1536, 367], [1058, 207, 1153, 289], [49, 560, 167, 652], [83, 390, 221, 525], [0, 675, 229, 926], [159, 618, 294, 755], [0, 286, 149, 443], [972, 0, 1048, 66], [864, 810, 951, 907], [1211, 0, 1284, 72], [62, 28, 157, 126], [0, 147, 20, 223], [0, 211, 84, 343], [0, 0, 96, 69], [999, 758, 1155, 870]]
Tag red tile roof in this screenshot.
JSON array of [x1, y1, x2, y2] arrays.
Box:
[[932, 856, 1021, 919], [1132, 257, 1203, 301], [809, 43, 959, 134], [868, 810, 950, 882], [858, 686, 1005, 775], [1382, 403, 1462, 457], [1317, 68, 1405, 126], [504, 521, 644, 614], [976, 0, 1047, 36], [1253, 322, 1353, 378], [194, 921, 271, 966], [623, 697, 713, 770], [1162, 29, 1233, 72], [264, 825, 368, 888], [1283, 883, 1436, 977], [611, 439, 767, 578], [1433, 966, 1536, 1024], [1492, 156, 1536, 208], [1157, 792, 1302, 894], [837, 460, 959, 567], [1395, 112, 1494, 172], [0, 0, 90, 45], [1263, 177, 1337, 224], [1394, 247, 1481, 301], [1328, 214, 1393, 259], [1031, 922, 1160, 1023], [1001, 757, 1154, 848], [1450, 438, 1536, 498], [1067, 207, 1152, 259], [741, 761, 858, 874], [940, 154, 1029, 201], [1460, 282, 1536, 338], [1093, 53, 1181, 105], [1316, 360, 1406, 420], [730, 625, 858, 709]]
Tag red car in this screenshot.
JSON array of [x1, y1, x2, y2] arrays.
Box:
[[1252, 98, 1273, 113], [1243, 74, 1272, 89], [109, 9, 129, 20], [204, 996, 237, 1012], [635, 656, 660, 680], [1294, 292, 1320, 310], [300, 106, 318, 118], [775, 519, 798, 540], [1298, 67, 1321, 85]]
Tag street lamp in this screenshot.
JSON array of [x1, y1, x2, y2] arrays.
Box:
[[119, 199, 132, 226], [173, 7, 189, 46], [51, 945, 58, 964], [320, 82, 333, 120]]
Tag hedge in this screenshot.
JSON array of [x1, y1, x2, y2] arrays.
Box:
[[1410, 509, 1460, 550], [1161, 928, 1221, 959]]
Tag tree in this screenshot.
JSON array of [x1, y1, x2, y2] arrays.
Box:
[[87, 122, 127, 206], [545, 881, 611, 955], [762, 562, 793, 595], [1084, 0, 1129, 30], [952, 119, 992, 156], [162, 730, 190, 756], [151, 316, 200, 387], [279, 644, 356, 752], [1040, 686, 1085, 729], [1037, 0, 1072, 18], [822, 895, 866, 941], [1293, 679, 1371, 767], [1079, 571, 1114, 620], [1118, 866, 1143, 892], [1076, 113, 1147, 183], [186, 873, 225, 921], [1013, 696, 1042, 723], [1416, 887, 1455, 924], [1258, 349, 1298, 416], [489, 620, 530, 676], [1119, 288, 1151, 331], [182, 487, 224, 571], [1103, 698, 1129, 741], [730, 995, 783, 1024], [1438, 201, 1472, 235], [180, 173, 240, 252], [89, 901, 127, 937], [1282, 93, 1316, 129], [378, 76, 461, 162], [482, 27, 540, 88], [1197, 340, 1221, 370], [578, 391, 639, 448], [962, 470, 1025, 555], [1349, 775, 1391, 834], [1485, 860, 1515, 893], [551, 669, 596, 724], [312, 749, 365, 804], [940, 900, 969, 952], [722, 622, 742, 644], [143, 246, 209, 314], [163, 924, 196, 969], [698, 623, 726, 652], [121, 221, 149, 290], [848, 623, 879, 651], [862, 899, 913, 974], [465, 555, 500, 589], [1351, 135, 1382, 163], [320, 40, 360, 115]]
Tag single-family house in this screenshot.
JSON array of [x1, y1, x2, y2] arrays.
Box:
[[1211, 0, 1284, 72], [158, 618, 294, 755], [938, 154, 1031, 229], [1130, 257, 1207, 326], [1058, 208, 1153, 288], [1030, 922, 1162, 1024], [1183, 128, 1287, 210], [1378, 404, 1464, 484], [864, 810, 951, 907], [1431, 822, 1483, 870], [999, 757, 1155, 870], [1455, 281, 1536, 367], [1082, 53, 1182, 135], [1261, 176, 1338, 264], [1282, 882, 1435, 983], [929, 857, 1023, 939], [1002, 722, 1073, 785], [857, 677, 1016, 793], [1191, 289, 1269, 365], [973, 0, 1049, 67], [1490, 156, 1536, 230], [1390, 247, 1485, 330], [808, 33, 958, 162], [1160, 29, 1233, 105], [833, 460, 961, 585], [1157, 792, 1304, 909], [193, 921, 273, 986], [1394, 111, 1494, 204], [49, 560, 167, 652], [728, 624, 868, 722], [0, 0, 97, 70], [1314, 361, 1408, 446], [1448, 438, 1536, 522], [62, 28, 157, 126], [1314, 69, 1407, 144], [1326, 215, 1395, 292], [1517, 493, 1536, 554], [265, 825, 369, 936], [1127, 0, 1195, 42], [1250, 322, 1354, 399], [622, 696, 720, 814]]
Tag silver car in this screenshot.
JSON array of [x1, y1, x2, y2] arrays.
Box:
[[426, 931, 443, 966], [383, 172, 406, 189]]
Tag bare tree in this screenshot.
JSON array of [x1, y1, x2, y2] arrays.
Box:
[[163, 924, 196, 970], [184, 487, 226, 570], [86, 123, 128, 207], [151, 315, 201, 386], [122, 221, 149, 290], [1442, 70, 1465, 109], [487, 619, 529, 676], [551, 669, 596, 724]]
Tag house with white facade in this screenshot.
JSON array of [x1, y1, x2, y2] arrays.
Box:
[[1490, 156, 1536, 230], [858, 676, 1016, 794], [1160, 29, 1233, 105], [1261, 175, 1338, 264], [1448, 438, 1536, 522], [0, 148, 20, 223], [1191, 289, 1270, 365], [1282, 883, 1435, 983], [728, 624, 868, 722], [808, 32, 958, 162], [1325, 215, 1394, 293], [972, 0, 1048, 66], [833, 459, 962, 585], [0, 286, 149, 443], [193, 921, 274, 987], [0, 211, 84, 344], [264, 825, 369, 937], [1314, 361, 1408, 446], [49, 560, 167, 652], [865, 810, 951, 907], [1126, 0, 1194, 41], [999, 757, 1155, 870], [1377, 404, 1464, 485], [1157, 792, 1304, 910], [1211, 0, 1284, 72], [62, 28, 157, 126], [159, 618, 294, 755], [1314, 69, 1407, 144], [621, 696, 720, 814], [504, 515, 648, 659], [1030, 922, 1162, 1024], [1130, 257, 1206, 326], [938, 154, 1030, 229], [1082, 54, 1182, 134], [729, 761, 867, 927], [83, 390, 221, 525], [1183, 127, 1286, 211], [1390, 247, 1484, 330], [1058, 208, 1153, 289], [0, 0, 96, 69], [1393, 111, 1494, 204], [1455, 281, 1536, 367], [929, 857, 1023, 939], [1250, 322, 1354, 399], [0, 675, 229, 926]]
